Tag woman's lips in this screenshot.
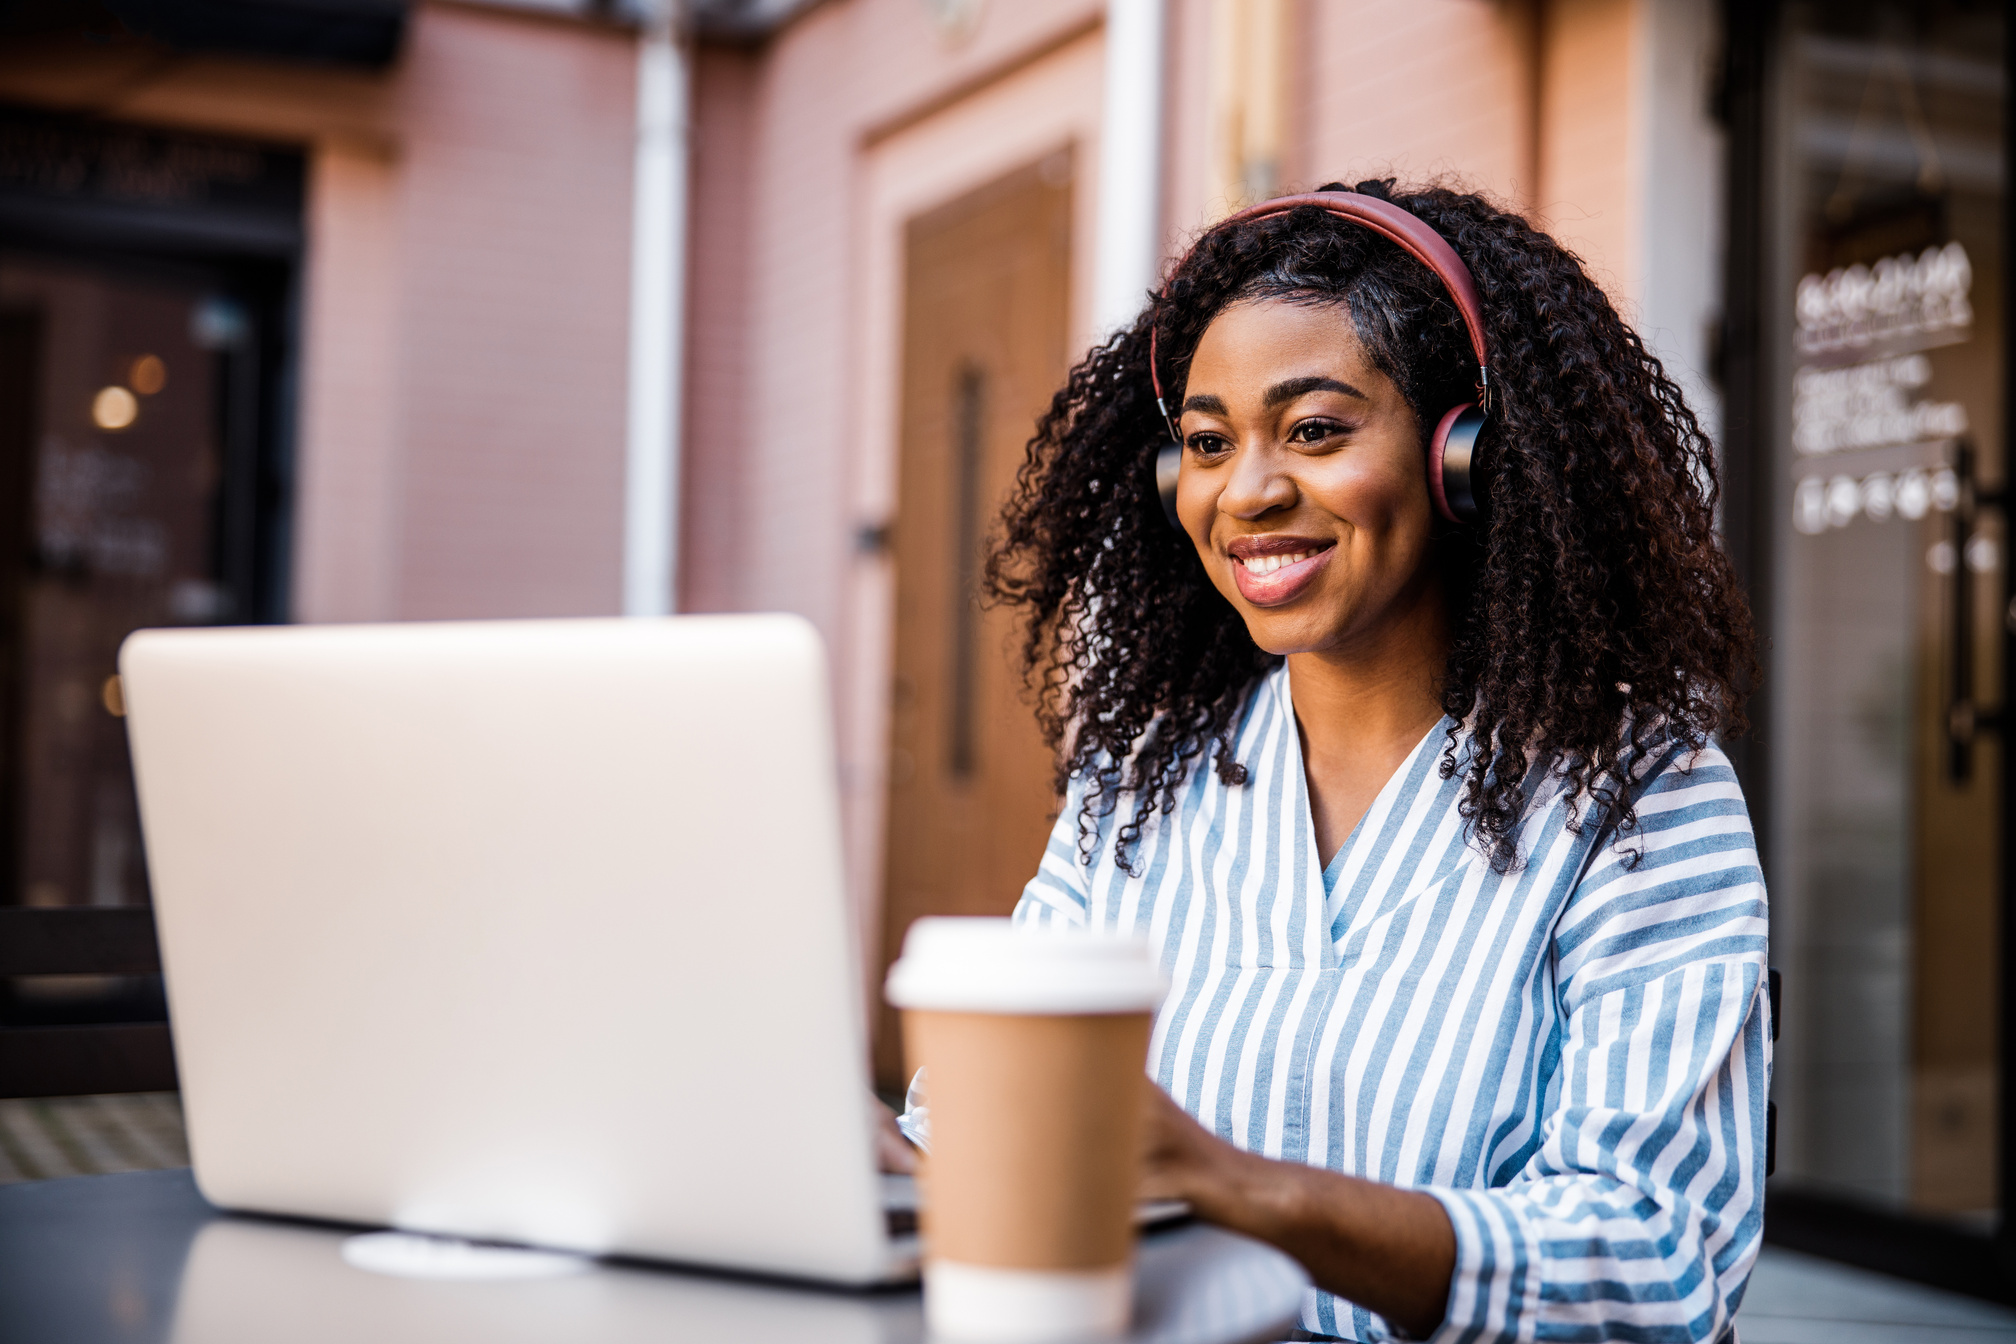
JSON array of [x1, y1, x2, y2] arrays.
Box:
[[1228, 542, 1335, 606]]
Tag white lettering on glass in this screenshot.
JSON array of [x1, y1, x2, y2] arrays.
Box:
[[1795, 242, 1973, 359]]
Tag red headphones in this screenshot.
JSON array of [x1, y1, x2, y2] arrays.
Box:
[[1150, 191, 1493, 527]]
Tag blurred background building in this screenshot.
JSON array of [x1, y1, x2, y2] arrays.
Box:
[[0, 0, 2008, 1304]]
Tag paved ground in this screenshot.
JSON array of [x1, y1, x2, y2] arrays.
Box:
[[4, 1094, 2012, 1340], [0, 1092, 188, 1182], [1742, 1246, 2016, 1342]]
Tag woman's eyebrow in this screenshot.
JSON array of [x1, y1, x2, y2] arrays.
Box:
[[1180, 393, 1229, 415], [1266, 375, 1366, 406]]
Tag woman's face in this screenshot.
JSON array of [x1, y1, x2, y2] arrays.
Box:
[[1175, 297, 1440, 657]]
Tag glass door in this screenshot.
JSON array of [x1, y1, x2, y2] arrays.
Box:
[[0, 108, 300, 1106], [1761, 0, 2006, 1231]]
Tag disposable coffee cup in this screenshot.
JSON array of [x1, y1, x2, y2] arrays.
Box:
[[885, 918, 1164, 1343]]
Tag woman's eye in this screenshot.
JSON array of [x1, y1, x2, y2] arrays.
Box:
[[1185, 434, 1230, 456], [1289, 419, 1343, 444]]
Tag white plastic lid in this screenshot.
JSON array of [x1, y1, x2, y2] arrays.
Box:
[[885, 918, 1165, 1015]]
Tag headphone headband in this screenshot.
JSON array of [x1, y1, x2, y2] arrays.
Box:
[[1149, 191, 1493, 431]]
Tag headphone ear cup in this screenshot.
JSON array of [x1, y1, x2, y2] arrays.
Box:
[[1427, 404, 1488, 524], [1155, 443, 1183, 529]]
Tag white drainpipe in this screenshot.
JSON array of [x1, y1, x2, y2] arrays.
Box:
[[1093, 0, 1168, 338], [624, 0, 690, 616]]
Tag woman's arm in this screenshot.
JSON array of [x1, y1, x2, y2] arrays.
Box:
[[1148, 746, 1769, 1344], [1142, 1087, 1455, 1338]]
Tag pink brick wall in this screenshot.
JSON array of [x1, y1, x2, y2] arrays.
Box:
[[679, 45, 760, 615], [698, 0, 857, 640], [383, 5, 635, 619], [296, 143, 403, 624], [1156, 0, 1538, 255], [1300, 0, 1539, 207], [1533, 0, 1640, 298]]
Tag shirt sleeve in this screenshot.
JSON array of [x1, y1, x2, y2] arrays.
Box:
[[1424, 743, 1771, 1344], [1011, 768, 1096, 929]]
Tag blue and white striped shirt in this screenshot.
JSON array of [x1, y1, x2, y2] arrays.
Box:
[[1014, 662, 1770, 1344]]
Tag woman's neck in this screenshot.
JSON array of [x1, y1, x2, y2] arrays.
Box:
[[1287, 579, 1452, 863]]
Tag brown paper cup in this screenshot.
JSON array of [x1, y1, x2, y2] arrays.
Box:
[[886, 919, 1163, 1343]]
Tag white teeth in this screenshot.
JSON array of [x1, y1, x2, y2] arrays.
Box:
[[1241, 551, 1312, 575]]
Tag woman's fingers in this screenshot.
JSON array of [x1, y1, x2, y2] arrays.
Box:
[[874, 1097, 919, 1174], [1139, 1083, 1221, 1201]]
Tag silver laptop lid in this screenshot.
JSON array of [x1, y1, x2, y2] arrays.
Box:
[[121, 615, 893, 1283]]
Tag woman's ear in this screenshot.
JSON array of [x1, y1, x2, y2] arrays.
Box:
[[1155, 444, 1182, 528]]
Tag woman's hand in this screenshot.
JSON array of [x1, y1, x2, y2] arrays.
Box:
[[873, 1097, 917, 1175], [1141, 1084, 1455, 1339], [1139, 1075, 1246, 1207]]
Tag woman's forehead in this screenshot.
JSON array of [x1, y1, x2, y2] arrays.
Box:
[[1188, 299, 1384, 387]]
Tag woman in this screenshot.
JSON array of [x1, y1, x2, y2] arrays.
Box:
[[987, 180, 1768, 1343]]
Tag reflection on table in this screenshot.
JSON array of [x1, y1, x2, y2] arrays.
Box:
[[1, 1167, 1309, 1344]]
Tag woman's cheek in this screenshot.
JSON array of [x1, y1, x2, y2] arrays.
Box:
[[1309, 461, 1414, 532], [1178, 491, 1233, 590]]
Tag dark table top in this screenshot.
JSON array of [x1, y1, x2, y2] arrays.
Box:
[[0, 1168, 1308, 1343]]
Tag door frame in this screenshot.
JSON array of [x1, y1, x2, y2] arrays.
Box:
[[840, 30, 1108, 1039]]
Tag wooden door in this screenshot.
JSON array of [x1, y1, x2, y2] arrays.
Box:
[[876, 154, 1073, 1086]]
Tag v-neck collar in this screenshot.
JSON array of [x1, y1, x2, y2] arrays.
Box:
[[1270, 664, 1451, 897]]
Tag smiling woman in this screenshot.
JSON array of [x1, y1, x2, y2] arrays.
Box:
[[986, 181, 1767, 1343]]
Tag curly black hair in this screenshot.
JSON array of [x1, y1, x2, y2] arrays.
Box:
[[985, 178, 1756, 873]]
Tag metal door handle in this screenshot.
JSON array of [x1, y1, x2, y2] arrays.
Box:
[[1946, 439, 2003, 783]]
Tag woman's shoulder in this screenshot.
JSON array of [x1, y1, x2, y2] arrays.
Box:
[[1055, 667, 1286, 859], [1076, 664, 1287, 788], [1619, 731, 1751, 827], [1508, 726, 1757, 890], [1563, 734, 1762, 910], [1517, 717, 1747, 822], [1536, 736, 1767, 1017]]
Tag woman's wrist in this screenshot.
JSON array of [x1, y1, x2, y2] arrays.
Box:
[[1139, 1087, 1452, 1335], [1172, 1130, 1455, 1339], [1180, 1136, 1307, 1240]]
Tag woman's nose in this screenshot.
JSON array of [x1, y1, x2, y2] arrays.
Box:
[[1216, 441, 1297, 519]]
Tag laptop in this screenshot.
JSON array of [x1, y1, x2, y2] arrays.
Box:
[[120, 614, 919, 1285]]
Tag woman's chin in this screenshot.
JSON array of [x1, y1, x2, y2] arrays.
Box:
[[1237, 608, 1347, 658]]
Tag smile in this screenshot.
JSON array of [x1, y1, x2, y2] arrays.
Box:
[[1226, 539, 1336, 606], [1238, 550, 1321, 575]]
